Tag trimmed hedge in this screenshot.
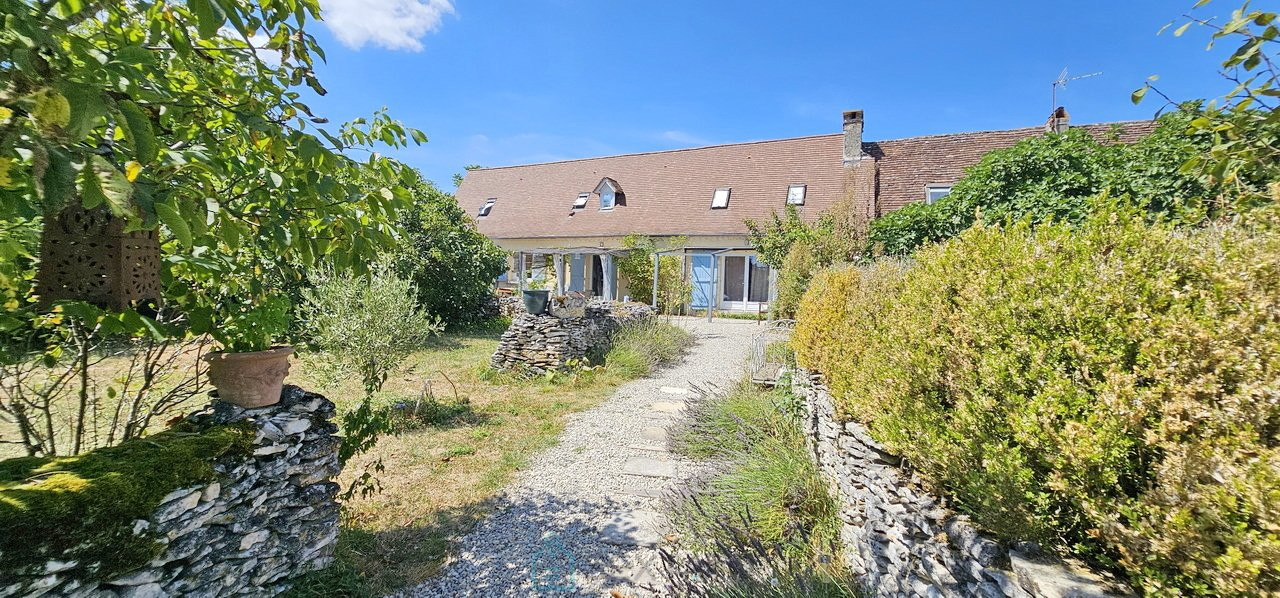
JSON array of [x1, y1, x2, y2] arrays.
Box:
[[794, 201, 1280, 596]]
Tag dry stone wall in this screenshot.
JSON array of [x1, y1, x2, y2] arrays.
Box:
[[491, 299, 653, 374], [2, 386, 342, 598], [794, 370, 1129, 598]]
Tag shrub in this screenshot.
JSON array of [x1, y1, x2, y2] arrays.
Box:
[[793, 200, 1280, 595], [299, 265, 441, 395], [395, 182, 507, 328]]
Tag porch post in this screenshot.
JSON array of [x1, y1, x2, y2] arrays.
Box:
[[554, 254, 565, 294], [601, 254, 615, 300], [516, 252, 525, 292], [707, 254, 718, 322], [651, 253, 660, 309]]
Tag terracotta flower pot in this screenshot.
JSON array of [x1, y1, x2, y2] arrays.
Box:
[[203, 346, 295, 408]]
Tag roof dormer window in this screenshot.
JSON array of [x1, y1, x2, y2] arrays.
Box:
[[711, 187, 731, 209], [786, 184, 806, 206], [594, 178, 624, 210], [478, 198, 496, 217], [572, 192, 589, 210]]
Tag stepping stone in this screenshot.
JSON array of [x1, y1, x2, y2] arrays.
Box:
[[618, 485, 666, 499], [659, 386, 689, 395], [650, 401, 685, 413], [599, 510, 663, 547], [628, 444, 667, 452], [622, 457, 676, 479], [639, 426, 666, 442]]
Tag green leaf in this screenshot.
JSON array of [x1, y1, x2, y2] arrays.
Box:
[[189, 0, 226, 39], [156, 201, 192, 247], [59, 82, 107, 140], [115, 45, 155, 65], [85, 156, 135, 217], [118, 100, 159, 163], [1174, 22, 1192, 37], [1130, 86, 1148, 104], [40, 145, 76, 210]]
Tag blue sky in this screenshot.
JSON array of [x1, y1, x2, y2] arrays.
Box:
[[306, 0, 1248, 190]]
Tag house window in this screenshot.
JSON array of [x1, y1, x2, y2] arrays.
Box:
[[711, 187, 731, 209], [478, 198, 496, 217], [572, 192, 589, 210], [523, 253, 547, 281], [926, 185, 951, 204], [594, 177, 623, 210], [786, 184, 806, 206]]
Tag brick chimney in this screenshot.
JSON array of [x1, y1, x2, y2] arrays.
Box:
[[843, 110, 866, 164], [1046, 106, 1070, 134]]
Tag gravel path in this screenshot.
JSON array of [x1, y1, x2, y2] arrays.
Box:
[[399, 317, 761, 598]]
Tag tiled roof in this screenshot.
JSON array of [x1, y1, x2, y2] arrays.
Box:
[[456, 120, 1158, 240]]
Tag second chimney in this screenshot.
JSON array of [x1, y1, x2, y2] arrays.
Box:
[[843, 110, 866, 164], [1046, 106, 1070, 134]]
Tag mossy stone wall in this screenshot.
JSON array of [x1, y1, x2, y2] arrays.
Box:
[[0, 385, 343, 598]]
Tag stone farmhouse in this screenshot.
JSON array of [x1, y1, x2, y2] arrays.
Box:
[[457, 109, 1156, 314]]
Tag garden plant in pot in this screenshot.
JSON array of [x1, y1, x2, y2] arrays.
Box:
[[523, 277, 552, 315], [203, 297, 294, 408]]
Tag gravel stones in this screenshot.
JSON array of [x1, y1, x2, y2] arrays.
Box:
[[403, 318, 759, 598]]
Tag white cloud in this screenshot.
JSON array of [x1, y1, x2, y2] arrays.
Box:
[[320, 0, 455, 52]]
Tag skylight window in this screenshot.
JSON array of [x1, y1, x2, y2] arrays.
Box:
[[711, 187, 731, 209], [786, 184, 807, 206], [926, 185, 952, 204], [572, 193, 589, 210], [478, 198, 496, 217]]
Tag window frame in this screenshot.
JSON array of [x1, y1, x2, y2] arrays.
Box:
[[711, 187, 732, 209], [572, 192, 589, 210], [477, 198, 497, 217], [925, 185, 952, 204], [786, 184, 807, 206]]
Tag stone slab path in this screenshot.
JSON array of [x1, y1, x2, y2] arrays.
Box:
[[400, 317, 761, 598]]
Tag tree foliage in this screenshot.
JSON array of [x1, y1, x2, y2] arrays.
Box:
[[868, 114, 1216, 256], [616, 234, 690, 314], [0, 0, 429, 455], [394, 181, 506, 327]]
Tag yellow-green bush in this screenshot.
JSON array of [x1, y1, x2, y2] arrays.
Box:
[[793, 201, 1280, 596]]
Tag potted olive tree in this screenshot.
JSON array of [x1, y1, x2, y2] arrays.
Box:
[[202, 296, 294, 408]]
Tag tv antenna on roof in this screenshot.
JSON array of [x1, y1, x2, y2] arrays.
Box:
[[1052, 67, 1103, 112]]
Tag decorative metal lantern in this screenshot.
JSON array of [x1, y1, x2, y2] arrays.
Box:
[[35, 204, 162, 311]]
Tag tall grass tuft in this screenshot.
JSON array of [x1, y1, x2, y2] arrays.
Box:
[[667, 379, 855, 594], [603, 319, 694, 378]]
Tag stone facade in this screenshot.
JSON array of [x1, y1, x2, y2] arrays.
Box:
[[794, 370, 1128, 598], [2, 386, 342, 598], [491, 299, 653, 374]]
